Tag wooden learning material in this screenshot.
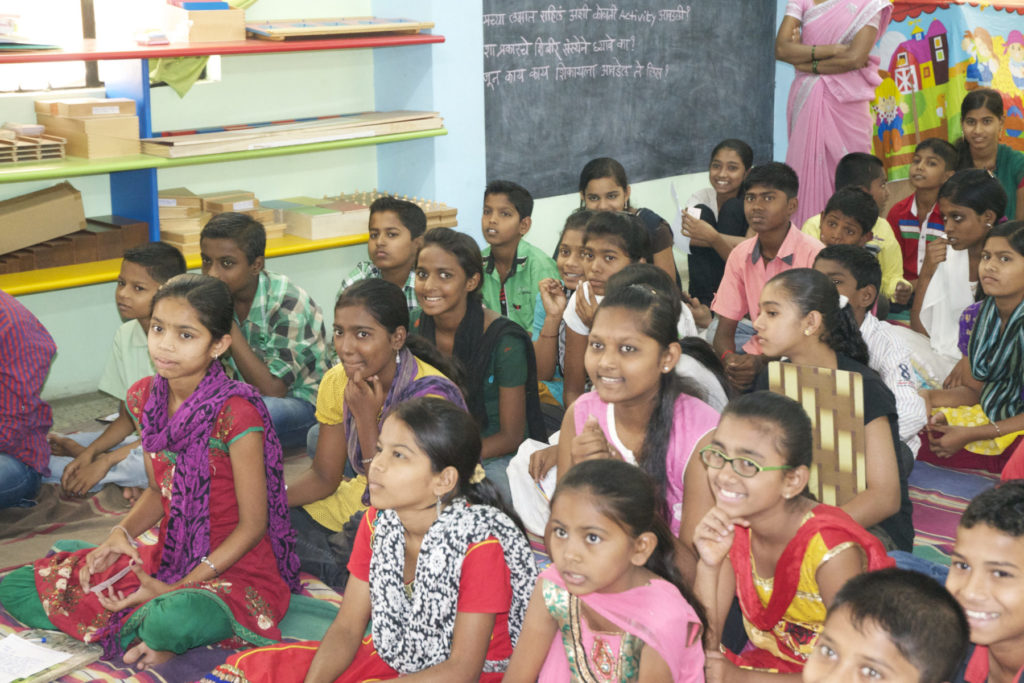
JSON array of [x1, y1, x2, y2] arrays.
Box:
[[0, 133, 66, 164], [246, 17, 434, 41], [141, 111, 443, 158], [337, 190, 458, 229], [767, 361, 867, 507]]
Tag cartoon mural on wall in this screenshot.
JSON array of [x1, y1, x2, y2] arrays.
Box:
[[871, 1, 1024, 178]]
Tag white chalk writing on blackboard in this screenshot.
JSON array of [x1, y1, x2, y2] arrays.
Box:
[[481, 4, 682, 88], [482, 5, 691, 27]]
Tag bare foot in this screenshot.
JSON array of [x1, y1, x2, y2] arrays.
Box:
[[48, 434, 85, 459], [123, 642, 174, 670], [122, 486, 143, 506]]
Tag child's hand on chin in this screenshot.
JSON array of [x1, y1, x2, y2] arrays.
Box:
[[694, 506, 748, 568]]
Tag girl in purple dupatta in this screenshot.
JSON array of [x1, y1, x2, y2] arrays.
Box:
[[777, 0, 892, 226], [0, 274, 299, 671], [287, 279, 465, 588], [505, 460, 706, 683]]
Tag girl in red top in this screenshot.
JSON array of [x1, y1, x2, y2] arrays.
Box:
[[0, 274, 299, 670], [207, 396, 537, 683]]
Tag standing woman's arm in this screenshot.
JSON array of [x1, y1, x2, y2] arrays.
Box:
[[774, 14, 848, 66], [794, 24, 879, 74]]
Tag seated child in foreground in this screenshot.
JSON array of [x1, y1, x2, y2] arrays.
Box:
[[505, 460, 706, 682], [803, 568, 969, 683], [47, 242, 186, 501], [694, 392, 893, 678], [946, 481, 1024, 683]]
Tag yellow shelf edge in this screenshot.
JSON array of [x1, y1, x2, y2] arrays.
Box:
[[2, 233, 369, 296]]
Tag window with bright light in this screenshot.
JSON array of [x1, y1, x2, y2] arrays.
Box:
[[0, 0, 91, 91]]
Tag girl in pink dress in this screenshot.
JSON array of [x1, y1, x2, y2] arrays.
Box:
[[505, 459, 706, 683]]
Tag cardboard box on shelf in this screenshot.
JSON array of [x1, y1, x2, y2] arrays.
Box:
[[165, 6, 245, 42], [0, 182, 86, 255], [36, 113, 139, 139], [86, 216, 149, 250], [56, 131, 140, 159], [34, 98, 136, 118], [82, 223, 125, 261]]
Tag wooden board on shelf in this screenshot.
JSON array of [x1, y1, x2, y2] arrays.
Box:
[[141, 111, 442, 158], [246, 17, 434, 41]]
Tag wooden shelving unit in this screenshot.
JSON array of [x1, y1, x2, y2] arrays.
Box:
[[0, 30, 445, 294]]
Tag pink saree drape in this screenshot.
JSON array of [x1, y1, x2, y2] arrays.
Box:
[[785, 0, 892, 226]]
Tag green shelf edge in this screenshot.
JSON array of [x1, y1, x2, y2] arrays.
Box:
[[0, 128, 447, 183]]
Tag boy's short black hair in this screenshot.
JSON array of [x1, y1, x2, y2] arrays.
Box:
[[744, 162, 799, 199], [915, 138, 957, 172], [484, 180, 534, 219], [123, 241, 187, 284], [835, 152, 885, 191], [830, 568, 969, 683], [369, 196, 427, 239], [200, 212, 266, 265], [816, 244, 882, 294], [961, 480, 1024, 537], [822, 187, 880, 236]]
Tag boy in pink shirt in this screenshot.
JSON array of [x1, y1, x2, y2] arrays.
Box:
[[711, 162, 823, 391]]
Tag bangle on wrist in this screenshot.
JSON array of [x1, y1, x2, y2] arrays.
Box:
[[992, 421, 1003, 438], [111, 524, 138, 548], [540, 332, 559, 338], [200, 555, 219, 576], [720, 349, 734, 361], [811, 44, 816, 60], [812, 59, 819, 74]]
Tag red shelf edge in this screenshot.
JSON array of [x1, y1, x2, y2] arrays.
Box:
[[0, 33, 445, 64]]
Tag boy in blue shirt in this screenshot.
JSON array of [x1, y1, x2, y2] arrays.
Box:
[[481, 180, 559, 332]]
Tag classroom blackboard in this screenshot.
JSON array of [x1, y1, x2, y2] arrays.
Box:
[[483, 2, 776, 198]]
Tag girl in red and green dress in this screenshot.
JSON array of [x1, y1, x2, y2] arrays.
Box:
[[0, 274, 300, 670]]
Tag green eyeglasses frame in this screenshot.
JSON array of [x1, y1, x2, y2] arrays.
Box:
[[699, 445, 795, 478]]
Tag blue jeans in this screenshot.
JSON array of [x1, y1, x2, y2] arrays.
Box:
[[263, 396, 317, 450], [0, 454, 42, 508], [889, 550, 949, 584], [734, 318, 756, 352], [483, 454, 514, 507], [43, 431, 148, 491]]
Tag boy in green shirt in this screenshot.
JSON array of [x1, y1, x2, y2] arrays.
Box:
[[481, 180, 559, 332]]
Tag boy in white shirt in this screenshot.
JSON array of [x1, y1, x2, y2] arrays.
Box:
[[814, 244, 926, 456]]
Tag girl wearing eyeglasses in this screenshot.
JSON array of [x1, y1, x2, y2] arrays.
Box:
[[693, 392, 894, 679]]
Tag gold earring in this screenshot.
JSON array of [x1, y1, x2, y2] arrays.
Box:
[[803, 329, 812, 336], [435, 495, 442, 519]]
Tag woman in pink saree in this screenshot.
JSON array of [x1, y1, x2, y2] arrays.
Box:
[[776, 0, 893, 226]]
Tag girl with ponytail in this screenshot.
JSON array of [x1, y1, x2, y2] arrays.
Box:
[[556, 276, 720, 558], [750, 267, 913, 551], [505, 459, 706, 682], [205, 397, 536, 682]]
